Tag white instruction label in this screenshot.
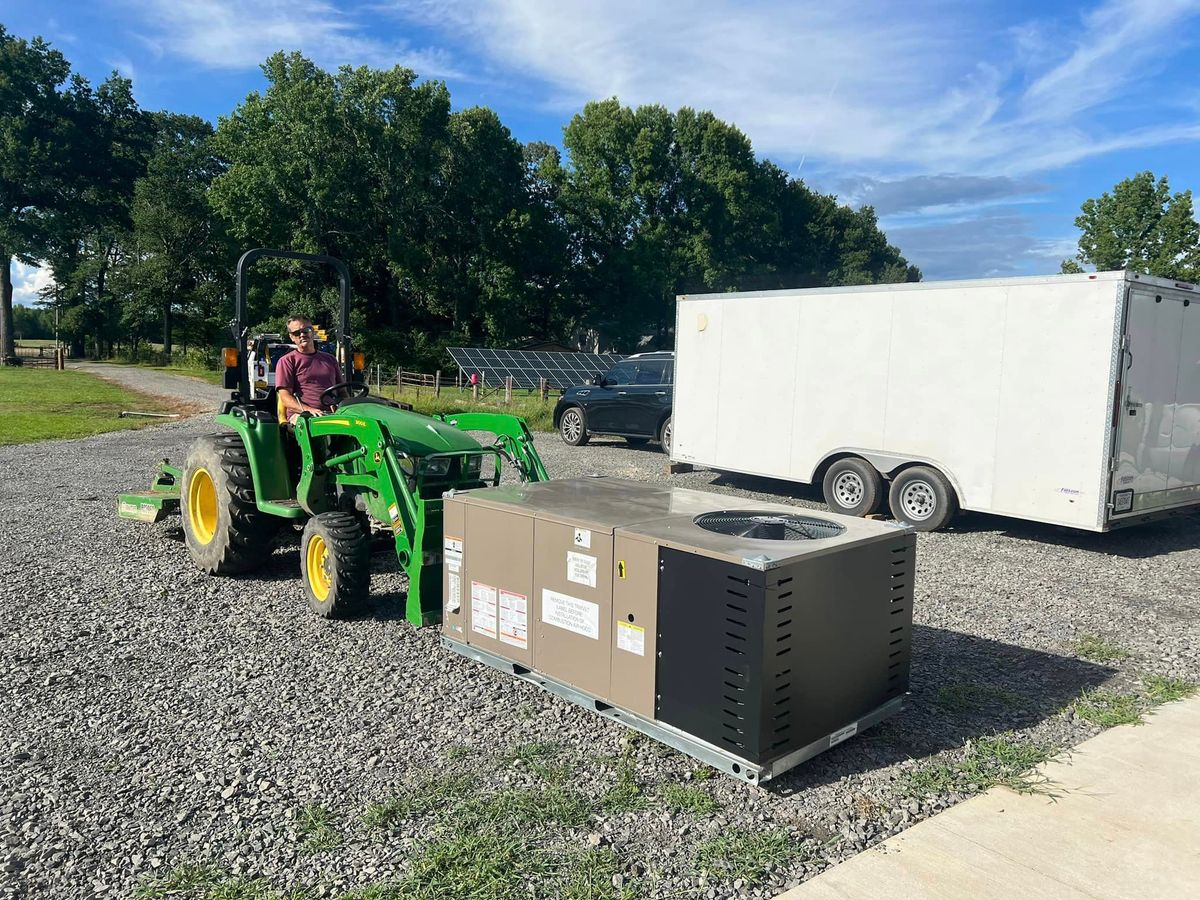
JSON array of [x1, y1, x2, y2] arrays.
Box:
[[616, 620, 645, 656], [471, 582, 498, 639], [829, 722, 858, 748], [443, 536, 463, 567], [573, 528, 591, 549], [567, 551, 598, 588], [499, 590, 528, 650], [446, 569, 462, 614], [541, 589, 599, 640]]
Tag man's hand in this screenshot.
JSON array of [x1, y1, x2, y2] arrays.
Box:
[[302, 405, 325, 417]]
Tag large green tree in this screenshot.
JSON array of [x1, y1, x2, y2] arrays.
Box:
[[1062, 171, 1200, 280], [0, 26, 78, 364]]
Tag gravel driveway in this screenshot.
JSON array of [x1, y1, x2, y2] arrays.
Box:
[[3, 369, 1198, 899]]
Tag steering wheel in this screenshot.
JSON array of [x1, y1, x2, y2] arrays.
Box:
[[319, 381, 370, 409]]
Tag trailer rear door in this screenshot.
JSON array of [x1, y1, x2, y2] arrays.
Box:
[[1110, 286, 1200, 519]]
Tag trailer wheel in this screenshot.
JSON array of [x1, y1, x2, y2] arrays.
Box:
[[182, 433, 278, 575], [301, 512, 370, 618], [559, 407, 590, 446], [888, 466, 958, 532], [821, 457, 884, 517], [659, 416, 673, 455]]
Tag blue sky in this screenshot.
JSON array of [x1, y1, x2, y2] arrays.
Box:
[[8, 0, 1200, 305]]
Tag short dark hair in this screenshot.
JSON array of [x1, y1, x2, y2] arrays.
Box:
[[286, 314, 312, 327]]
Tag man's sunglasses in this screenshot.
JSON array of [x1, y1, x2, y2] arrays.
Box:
[[289, 327, 314, 337]]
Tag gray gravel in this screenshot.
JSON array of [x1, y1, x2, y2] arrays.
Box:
[[2, 369, 1199, 899]]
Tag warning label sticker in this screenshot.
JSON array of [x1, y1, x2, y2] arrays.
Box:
[[499, 590, 528, 650], [567, 551, 597, 588], [471, 582, 498, 639], [541, 589, 599, 640], [616, 620, 645, 656], [573, 528, 591, 549], [446, 569, 462, 614], [444, 535, 463, 567]]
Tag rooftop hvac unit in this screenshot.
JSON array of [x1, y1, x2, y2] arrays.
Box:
[[441, 478, 915, 783]]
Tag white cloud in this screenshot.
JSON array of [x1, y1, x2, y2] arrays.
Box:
[[384, 0, 1200, 176], [11, 263, 56, 308], [127, 0, 462, 77]]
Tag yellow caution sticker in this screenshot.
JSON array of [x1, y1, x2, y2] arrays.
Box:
[[617, 560, 627, 579]]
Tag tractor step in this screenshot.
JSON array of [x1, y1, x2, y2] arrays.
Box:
[[118, 491, 180, 523]]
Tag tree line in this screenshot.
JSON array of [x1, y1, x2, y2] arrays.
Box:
[[1, 26, 921, 369]]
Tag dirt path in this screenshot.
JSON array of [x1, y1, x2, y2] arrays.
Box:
[[69, 361, 228, 411]]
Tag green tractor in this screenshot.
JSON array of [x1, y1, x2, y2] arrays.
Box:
[[118, 249, 548, 624]]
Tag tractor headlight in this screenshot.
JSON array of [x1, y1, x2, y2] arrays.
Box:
[[397, 457, 415, 477], [462, 454, 483, 479], [423, 457, 452, 477]]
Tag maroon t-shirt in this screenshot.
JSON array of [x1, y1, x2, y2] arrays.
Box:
[[275, 350, 342, 409]]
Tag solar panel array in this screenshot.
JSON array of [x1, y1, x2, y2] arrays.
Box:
[[446, 347, 625, 390]]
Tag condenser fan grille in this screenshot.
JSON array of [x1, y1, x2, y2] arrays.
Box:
[[693, 511, 846, 541]]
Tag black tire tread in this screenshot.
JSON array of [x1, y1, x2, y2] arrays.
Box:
[[302, 512, 370, 617], [182, 433, 278, 575]]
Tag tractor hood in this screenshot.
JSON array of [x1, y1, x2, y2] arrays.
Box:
[[337, 402, 483, 456]]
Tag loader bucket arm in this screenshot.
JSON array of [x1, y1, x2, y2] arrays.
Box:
[[434, 412, 549, 483]]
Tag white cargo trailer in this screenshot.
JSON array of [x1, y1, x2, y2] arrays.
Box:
[[672, 271, 1200, 531]]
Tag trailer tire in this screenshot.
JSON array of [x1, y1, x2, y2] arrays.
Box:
[[301, 512, 370, 618], [888, 466, 958, 531], [182, 433, 279, 575], [559, 406, 590, 446], [821, 457, 884, 517]]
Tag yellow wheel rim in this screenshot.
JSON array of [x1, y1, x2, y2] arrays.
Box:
[[187, 467, 218, 545], [306, 534, 332, 602]]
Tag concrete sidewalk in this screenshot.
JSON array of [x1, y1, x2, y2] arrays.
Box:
[[779, 695, 1200, 900]]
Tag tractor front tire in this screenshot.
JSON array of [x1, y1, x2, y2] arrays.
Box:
[[301, 512, 370, 618], [182, 433, 278, 575]]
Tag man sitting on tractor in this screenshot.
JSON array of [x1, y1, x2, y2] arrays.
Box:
[[275, 314, 344, 423]]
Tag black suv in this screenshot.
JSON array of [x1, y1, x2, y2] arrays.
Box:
[[553, 351, 674, 453]]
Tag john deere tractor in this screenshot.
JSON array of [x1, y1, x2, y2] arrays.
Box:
[[118, 249, 547, 624]]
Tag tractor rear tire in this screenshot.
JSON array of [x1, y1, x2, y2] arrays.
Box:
[[301, 512, 370, 618], [182, 433, 279, 575]]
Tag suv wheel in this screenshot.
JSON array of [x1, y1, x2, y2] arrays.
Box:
[[559, 407, 589, 446], [659, 416, 673, 455]]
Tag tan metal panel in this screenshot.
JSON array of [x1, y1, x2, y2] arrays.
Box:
[[609, 533, 659, 719], [533, 518, 613, 698], [441, 497, 468, 640], [463, 503, 534, 667]]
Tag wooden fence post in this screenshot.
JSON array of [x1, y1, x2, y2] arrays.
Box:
[[539, 378, 548, 401], [504, 376, 513, 405], [472, 382, 480, 401], [435, 370, 441, 398]]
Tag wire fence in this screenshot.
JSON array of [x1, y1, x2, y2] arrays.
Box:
[[366, 366, 562, 405]]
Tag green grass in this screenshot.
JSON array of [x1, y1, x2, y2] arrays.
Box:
[[694, 828, 803, 886], [905, 733, 1056, 797], [660, 783, 719, 816], [599, 752, 646, 814], [0, 368, 180, 445], [1144, 675, 1198, 705], [295, 803, 341, 851], [1073, 634, 1131, 664], [362, 774, 477, 829], [934, 682, 1027, 714], [1073, 688, 1143, 727]]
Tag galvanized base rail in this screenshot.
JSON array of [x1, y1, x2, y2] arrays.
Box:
[[443, 636, 906, 784]]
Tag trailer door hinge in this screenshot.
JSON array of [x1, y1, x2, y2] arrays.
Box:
[[1120, 335, 1129, 350], [1109, 458, 1120, 473]]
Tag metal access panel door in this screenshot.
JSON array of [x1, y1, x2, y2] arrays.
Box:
[[608, 533, 660, 719], [462, 504, 535, 666], [533, 518, 614, 699], [1113, 288, 1200, 516], [441, 498, 468, 640]]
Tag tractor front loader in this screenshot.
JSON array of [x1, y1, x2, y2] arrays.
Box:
[[119, 249, 547, 625]]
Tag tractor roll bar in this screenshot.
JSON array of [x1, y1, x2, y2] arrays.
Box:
[[233, 248, 353, 402]]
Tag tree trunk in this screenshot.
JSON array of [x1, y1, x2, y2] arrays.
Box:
[[163, 299, 172, 358], [0, 252, 15, 365]]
